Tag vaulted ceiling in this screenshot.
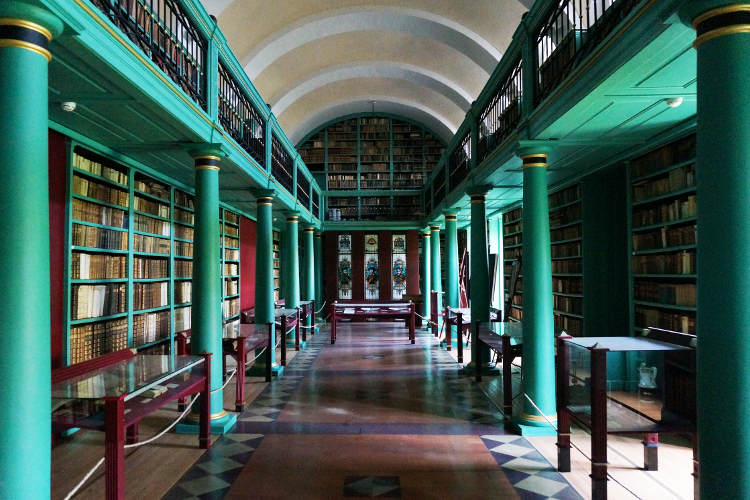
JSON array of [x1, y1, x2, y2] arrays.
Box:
[[203, 0, 533, 144]]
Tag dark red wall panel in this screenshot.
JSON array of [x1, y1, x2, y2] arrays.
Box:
[[406, 230, 420, 295], [49, 130, 67, 369], [240, 216, 257, 310]]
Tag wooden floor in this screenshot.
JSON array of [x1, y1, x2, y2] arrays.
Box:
[[51, 324, 694, 499]]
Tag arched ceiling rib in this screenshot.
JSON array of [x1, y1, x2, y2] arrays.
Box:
[[271, 62, 473, 116], [203, 0, 531, 146]]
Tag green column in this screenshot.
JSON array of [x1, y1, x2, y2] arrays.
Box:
[[422, 230, 432, 326], [0, 7, 62, 499], [314, 231, 324, 319], [516, 147, 555, 433], [682, 3, 750, 497], [430, 225, 442, 316], [302, 226, 315, 331], [190, 150, 234, 431], [444, 211, 459, 309], [467, 189, 492, 372], [284, 213, 300, 344], [255, 193, 278, 368]]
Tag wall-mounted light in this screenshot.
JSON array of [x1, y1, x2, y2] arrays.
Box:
[[665, 97, 683, 108], [60, 101, 77, 112]]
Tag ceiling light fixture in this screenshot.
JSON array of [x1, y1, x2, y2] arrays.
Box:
[[665, 97, 683, 108]]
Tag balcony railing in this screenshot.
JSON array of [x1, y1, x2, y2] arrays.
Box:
[[433, 166, 446, 207], [218, 61, 265, 166], [448, 131, 471, 191], [91, 0, 207, 109], [297, 173, 311, 210], [536, 0, 641, 104], [271, 136, 294, 194], [478, 59, 523, 164], [312, 189, 320, 219]]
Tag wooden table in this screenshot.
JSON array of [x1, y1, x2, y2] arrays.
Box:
[[299, 299, 316, 341], [176, 323, 272, 411], [444, 307, 471, 362], [474, 321, 523, 419], [51, 350, 210, 500], [275, 307, 300, 362], [330, 301, 415, 344]]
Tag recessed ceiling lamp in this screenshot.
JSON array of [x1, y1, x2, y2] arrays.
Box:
[[665, 97, 683, 108]]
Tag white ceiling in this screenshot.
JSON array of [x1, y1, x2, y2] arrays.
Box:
[[202, 0, 533, 144]]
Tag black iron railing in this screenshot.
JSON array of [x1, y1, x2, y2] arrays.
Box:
[[448, 131, 471, 191], [297, 173, 310, 210], [478, 60, 523, 164], [312, 189, 320, 219], [433, 166, 446, 207], [536, 0, 641, 104], [218, 61, 265, 166], [271, 136, 294, 194], [91, 0, 207, 109]]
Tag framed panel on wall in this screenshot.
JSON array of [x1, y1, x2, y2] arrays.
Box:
[[392, 234, 407, 299], [365, 234, 379, 300], [338, 233, 352, 299]]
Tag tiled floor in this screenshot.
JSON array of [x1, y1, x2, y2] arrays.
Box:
[[164, 323, 581, 499]]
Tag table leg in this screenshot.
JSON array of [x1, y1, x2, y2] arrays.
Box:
[[266, 323, 273, 382], [302, 305, 308, 342], [125, 424, 138, 445], [643, 433, 659, 470], [474, 322, 481, 382], [281, 316, 288, 366], [692, 434, 699, 500], [409, 304, 415, 344], [331, 303, 337, 344], [295, 314, 300, 351], [445, 311, 452, 351], [104, 396, 125, 500], [311, 300, 316, 335], [235, 341, 246, 412], [200, 354, 211, 450], [556, 336, 571, 472], [591, 347, 608, 500], [177, 334, 188, 411]]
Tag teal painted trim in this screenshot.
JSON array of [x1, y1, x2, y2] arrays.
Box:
[[133, 305, 171, 314], [135, 336, 171, 350], [633, 273, 696, 279], [175, 204, 195, 213], [632, 244, 695, 256], [632, 216, 697, 233], [633, 300, 696, 312], [631, 186, 696, 207], [71, 246, 128, 254], [72, 193, 129, 211], [71, 278, 128, 283], [134, 210, 171, 222], [70, 312, 129, 325], [134, 189, 170, 204], [550, 237, 582, 245], [72, 167, 128, 189], [133, 229, 171, 238], [134, 251, 170, 257], [72, 220, 128, 232], [133, 277, 169, 283]]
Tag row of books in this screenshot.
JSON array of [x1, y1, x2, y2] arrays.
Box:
[[505, 247, 521, 260], [632, 164, 695, 201], [175, 305, 191, 331], [175, 209, 194, 225], [225, 248, 239, 260], [508, 307, 523, 321], [175, 260, 192, 277], [133, 196, 170, 218], [361, 197, 389, 205], [71, 283, 127, 320], [134, 214, 170, 236], [134, 178, 169, 201], [224, 224, 239, 236], [73, 174, 129, 207], [133, 257, 168, 279], [552, 276, 583, 294], [133, 310, 171, 346], [504, 233, 522, 247], [73, 199, 128, 228], [223, 319, 241, 337], [175, 224, 193, 240], [632, 251, 696, 274], [551, 241, 581, 258], [176, 241, 193, 257], [72, 253, 127, 280], [635, 306, 696, 334], [553, 295, 582, 315], [175, 281, 192, 304], [360, 161, 388, 169], [224, 263, 239, 275], [328, 163, 356, 171], [630, 134, 695, 179], [133, 281, 168, 310], [224, 211, 239, 224], [634, 281, 696, 307], [555, 314, 582, 335], [550, 224, 580, 242], [73, 152, 128, 186], [632, 194, 697, 227], [548, 204, 581, 228], [72, 224, 128, 250], [224, 279, 238, 296], [549, 185, 580, 209], [632, 224, 696, 251], [551, 259, 582, 274], [69, 318, 128, 364], [175, 191, 194, 209], [224, 236, 239, 247], [223, 297, 240, 317], [134, 234, 170, 254]]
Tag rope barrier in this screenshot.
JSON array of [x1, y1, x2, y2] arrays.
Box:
[[522, 393, 643, 500], [315, 301, 326, 314], [245, 346, 267, 366], [211, 369, 237, 394]]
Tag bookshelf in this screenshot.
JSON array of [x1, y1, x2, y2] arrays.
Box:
[[65, 145, 244, 365], [296, 115, 444, 220], [629, 134, 697, 335], [273, 230, 281, 303], [502, 207, 523, 322], [222, 208, 241, 336], [549, 184, 583, 336]]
